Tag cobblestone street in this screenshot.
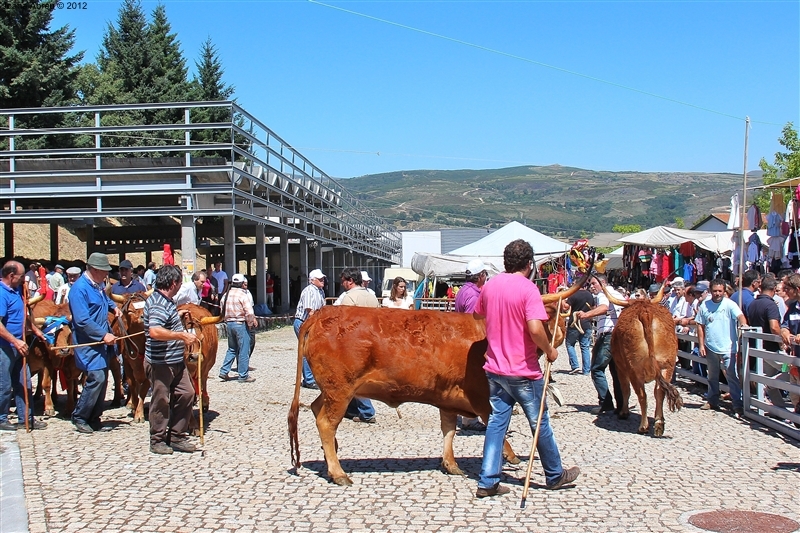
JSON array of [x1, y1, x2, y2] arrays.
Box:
[[3, 325, 798, 533]]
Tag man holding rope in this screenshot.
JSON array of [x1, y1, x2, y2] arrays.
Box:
[[70, 253, 121, 434], [0, 261, 48, 431], [143, 265, 198, 454], [473, 240, 580, 497]]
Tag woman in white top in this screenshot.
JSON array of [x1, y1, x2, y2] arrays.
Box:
[[382, 277, 415, 309]]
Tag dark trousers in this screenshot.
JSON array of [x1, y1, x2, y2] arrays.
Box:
[[144, 360, 195, 445], [72, 369, 108, 425], [591, 333, 623, 410]]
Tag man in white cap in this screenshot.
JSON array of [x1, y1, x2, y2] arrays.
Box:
[[294, 269, 327, 389], [360, 271, 375, 296], [55, 266, 81, 305], [49, 264, 65, 291], [218, 273, 256, 383], [454, 259, 488, 431], [69, 252, 121, 433], [666, 277, 686, 316]]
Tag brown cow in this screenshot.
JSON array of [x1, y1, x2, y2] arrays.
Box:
[[603, 284, 683, 436], [29, 300, 81, 416], [288, 276, 584, 486], [110, 291, 152, 422], [178, 303, 222, 418]]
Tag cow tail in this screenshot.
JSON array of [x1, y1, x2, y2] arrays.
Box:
[[288, 323, 306, 471], [640, 309, 683, 413]]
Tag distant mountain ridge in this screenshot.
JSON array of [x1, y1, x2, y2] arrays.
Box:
[[343, 165, 754, 240]]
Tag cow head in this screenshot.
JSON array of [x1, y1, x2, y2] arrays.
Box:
[[31, 301, 74, 358], [110, 291, 153, 356], [180, 309, 223, 377], [599, 279, 667, 308]]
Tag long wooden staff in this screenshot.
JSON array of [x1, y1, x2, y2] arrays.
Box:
[[520, 295, 562, 509], [197, 345, 204, 446], [21, 283, 30, 433]]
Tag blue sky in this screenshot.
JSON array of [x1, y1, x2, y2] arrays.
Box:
[[53, 0, 799, 179]]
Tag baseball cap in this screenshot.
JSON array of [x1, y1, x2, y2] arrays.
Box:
[[694, 281, 710, 293], [55, 264, 64, 270], [360, 270, 372, 282], [466, 259, 486, 275], [66, 266, 81, 275], [231, 273, 246, 284], [670, 276, 685, 288], [119, 259, 134, 269], [86, 252, 112, 271], [648, 283, 661, 294], [309, 268, 326, 280]]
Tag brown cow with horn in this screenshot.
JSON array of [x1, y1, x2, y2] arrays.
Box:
[[288, 267, 591, 486], [29, 298, 81, 416], [601, 280, 683, 436]]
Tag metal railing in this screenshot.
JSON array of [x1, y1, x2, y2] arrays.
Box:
[[0, 101, 400, 262]]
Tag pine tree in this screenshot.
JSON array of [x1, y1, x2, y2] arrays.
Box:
[[0, 0, 83, 148], [190, 38, 236, 157], [98, 0, 149, 101], [147, 4, 189, 105]]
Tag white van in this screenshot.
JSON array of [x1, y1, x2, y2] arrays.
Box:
[[381, 267, 423, 299]]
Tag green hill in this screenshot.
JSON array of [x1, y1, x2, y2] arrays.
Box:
[[343, 165, 753, 240]]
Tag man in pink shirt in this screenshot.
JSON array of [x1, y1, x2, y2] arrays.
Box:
[[473, 239, 580, 497]]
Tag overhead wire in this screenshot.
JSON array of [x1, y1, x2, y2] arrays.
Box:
[[308, 0, 784, 127]]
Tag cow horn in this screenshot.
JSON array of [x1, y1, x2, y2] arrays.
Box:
[[110, 293, 126, 304], [650, 281, 668, 304], [28, 293, 44, 306], [145, 288, 154, 297], [34, 318, 46, 326], [600, 284, 631, 308], [199, 315, 224, 325], [541, 267, 593, 304]]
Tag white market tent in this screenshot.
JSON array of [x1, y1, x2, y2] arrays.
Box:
[[616, 226, 729, 253], [411, 221, 570, 277]]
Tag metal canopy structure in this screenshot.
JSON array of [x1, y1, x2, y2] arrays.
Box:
[[0, 101, 401, 309]]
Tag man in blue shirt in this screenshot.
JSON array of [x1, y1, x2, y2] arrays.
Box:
[[730, 269, 761, 315], [111, 260, 146, 295], [0, 261, 47, 431], [69, 253, 121, 433]]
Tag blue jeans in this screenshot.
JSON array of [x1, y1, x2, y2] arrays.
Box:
[[591, 333, 623, 410], [479, 372, 563, 488], [345, 398, 376, 420], [220, 322, 251, 380], [704, 348, 730, 408], [0, 344, 34, 424], [566, 327, 592, 373], [726, 352, 743, 409], [72, 369, 108, 425], [294, 318, 316, 387]]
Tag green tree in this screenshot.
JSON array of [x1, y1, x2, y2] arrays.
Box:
[[612, 224, 642, 234], [755, 123, 800, 213], [0, 0, 83, 148], [190, 38, 236, 157], [674, 217, 685, 229], [98, 0, 149, 100]]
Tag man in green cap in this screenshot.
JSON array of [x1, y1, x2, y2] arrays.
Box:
[[69, 252, 121, 433]]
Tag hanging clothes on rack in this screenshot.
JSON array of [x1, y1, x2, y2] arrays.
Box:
[[728, 193, 741, 230], [746, 203, 762, 231]]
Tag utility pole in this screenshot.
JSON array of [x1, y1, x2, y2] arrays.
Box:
[[738, 116, 750, 298]]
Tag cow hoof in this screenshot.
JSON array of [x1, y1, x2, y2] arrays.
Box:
[[43, 408, 55, 417], [618, 412, 629, 420], [654, 421, 664, 437], [637, 426, 649, 435], [332, 475, 353, 486], [202, 403, 209, 412], [441, 461, 465, 476], [126, 401, 133, 410], [134, 416, 145, 423], [503, 454, 521, 465]]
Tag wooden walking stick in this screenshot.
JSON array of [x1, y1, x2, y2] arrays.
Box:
[[197, 348, 204, 446], [21, 283, 31, 433], [520, 295, 562, 509]]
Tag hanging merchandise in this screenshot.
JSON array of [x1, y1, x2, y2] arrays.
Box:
[[728, 193, 741, 230], [767, 207, 784, 237], [746, 203, 762, 231], [638, 249, 652, 276], [746, 231, 762, 265]]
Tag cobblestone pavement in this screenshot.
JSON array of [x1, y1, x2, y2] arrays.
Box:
[[9, 326, 800, 533]]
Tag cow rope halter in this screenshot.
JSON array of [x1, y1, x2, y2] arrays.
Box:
[[520, 294, 562, 509], [114, 293, 149, 361], [182, 311, 205, 446]]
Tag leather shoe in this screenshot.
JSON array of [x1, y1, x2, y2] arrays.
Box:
[[238, 376, 256, 383], [150, 442, 173, 455], [73, 422, 94, 434], [547, 466, 581, 490], [475, 484, 511, 498], [0, 421, 17, 431], [170, 439, 197, 453]]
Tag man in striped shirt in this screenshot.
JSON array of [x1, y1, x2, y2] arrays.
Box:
[[295, 269, 327, 389], [144, 265, 198, 455]]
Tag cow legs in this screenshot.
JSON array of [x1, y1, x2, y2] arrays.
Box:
[[132, 380, 149, 423], [615, 363, 632, 421], [41, 366, 56, 417], [311, 394, 352, 486], [631, 380, 649, 434], [108, 356, 124, 408], [439, 410, 463, 475], [653, 368, 669, 437]]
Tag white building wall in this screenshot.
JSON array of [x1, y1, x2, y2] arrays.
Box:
[[401, 231, 442, 268]]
